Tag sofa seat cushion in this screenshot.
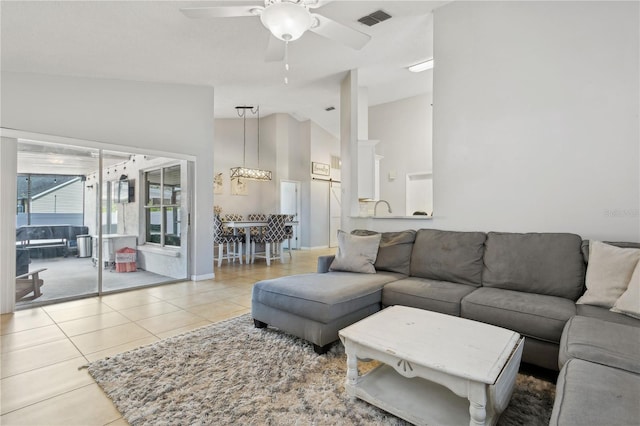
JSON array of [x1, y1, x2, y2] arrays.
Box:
[[550, 359, 640, 426], [382, 277, 477, 316], [482, 232, 585, 299], [252, 271, 402, 323], [461, 287, 576, 343], [559, 316, 640, 373], [575, 304, 640, 327]]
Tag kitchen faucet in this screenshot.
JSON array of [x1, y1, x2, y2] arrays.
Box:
[[374, 200, 392, 216]]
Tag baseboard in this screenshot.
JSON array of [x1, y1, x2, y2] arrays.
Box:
[[300, 245, 330, 250], [191, 273, 215, 281]]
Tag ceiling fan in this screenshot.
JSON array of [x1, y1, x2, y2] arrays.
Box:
[[180, 0, 371, 62]]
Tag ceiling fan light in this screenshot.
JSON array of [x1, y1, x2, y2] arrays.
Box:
[[260, 1, 312, 42]]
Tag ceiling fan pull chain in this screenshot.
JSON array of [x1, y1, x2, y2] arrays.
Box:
[[284, 41, 290, 85]]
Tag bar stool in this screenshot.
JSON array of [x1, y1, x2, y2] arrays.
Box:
[[214, 214, 243, 267], [224, 213, 245, 260], [284, 214, 295, 259], [252, 214, 288, 266], [247, 213, 267, 261]]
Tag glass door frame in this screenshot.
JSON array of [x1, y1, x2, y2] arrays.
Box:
[[3, 128, 194, 312]]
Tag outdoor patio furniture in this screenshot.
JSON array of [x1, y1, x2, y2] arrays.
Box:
[[15, 267, 46, 301]]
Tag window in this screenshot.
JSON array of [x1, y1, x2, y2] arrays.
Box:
[[144, 165, 181, 247]]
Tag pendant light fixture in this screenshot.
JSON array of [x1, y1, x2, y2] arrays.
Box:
[[230, 105, 272, 181]]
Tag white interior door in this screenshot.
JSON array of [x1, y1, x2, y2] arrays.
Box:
[[280, 180, 300, 249], [329, 182, 341, 247]]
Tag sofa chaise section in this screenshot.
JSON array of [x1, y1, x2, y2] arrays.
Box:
[[550, 358, 640, 426], [559, 315, 640, 373], [252, 270, 404, 353]]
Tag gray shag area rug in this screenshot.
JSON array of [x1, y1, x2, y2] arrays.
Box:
[[89, 314, 556, 425]]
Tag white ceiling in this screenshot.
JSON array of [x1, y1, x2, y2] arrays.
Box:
[[1, 0, 445, 136]]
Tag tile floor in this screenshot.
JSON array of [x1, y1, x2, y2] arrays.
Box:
[[0, 248, 334, 426]]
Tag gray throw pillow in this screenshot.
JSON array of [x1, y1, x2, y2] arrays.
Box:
[[330, 230, 381, 274], [352, 229, 416, 275]]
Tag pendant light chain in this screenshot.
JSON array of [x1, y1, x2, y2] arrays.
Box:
[[243, 109, 247, 168], [284, 41, 289, 85]]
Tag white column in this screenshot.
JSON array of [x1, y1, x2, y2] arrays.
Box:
[[0, 137, 18, 313]]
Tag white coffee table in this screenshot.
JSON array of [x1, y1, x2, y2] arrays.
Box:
[[339, 306, 524, 426]]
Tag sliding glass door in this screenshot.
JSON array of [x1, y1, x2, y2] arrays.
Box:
[[15, 140, 190, 307], [16, 140, 100, 304]]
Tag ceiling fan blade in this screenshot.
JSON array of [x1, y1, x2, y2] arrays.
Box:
[[309, 14, 371, 50], [304, 0, 334, 9], [265, 35, 285, 62], [180, 6, 262, 19]]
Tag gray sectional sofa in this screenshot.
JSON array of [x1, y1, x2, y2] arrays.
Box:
[[251, 228, 640, 425]]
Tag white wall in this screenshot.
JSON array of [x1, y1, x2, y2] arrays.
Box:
[[369, 93, 432, 216], [350, 1, 639, 242], [0, 138, 18, 313], [1, 72, 215, 281], [213, 117, 275, 217], [308, 121, 340, 247], [213, 114, 338, 249], [84, 155, 189, 279]]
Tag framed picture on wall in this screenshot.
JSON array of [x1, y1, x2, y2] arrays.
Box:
[[312, 162, 330, 176], [231, 177, 248, 196], [214, 172, 223, 194]]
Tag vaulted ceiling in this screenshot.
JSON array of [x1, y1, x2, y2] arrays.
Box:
[[1, 1, 445, 136]]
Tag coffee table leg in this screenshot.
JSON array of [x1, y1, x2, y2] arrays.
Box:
[[468, 384, 488, 426], [345, 345, 358, 398]]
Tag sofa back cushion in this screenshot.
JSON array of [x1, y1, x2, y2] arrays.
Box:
[[352, 229, 416, 275], [410, 229, 486, 286], [482, 232, 585, 299]]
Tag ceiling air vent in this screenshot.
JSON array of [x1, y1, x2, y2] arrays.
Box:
[[357, 10, 391, 27]]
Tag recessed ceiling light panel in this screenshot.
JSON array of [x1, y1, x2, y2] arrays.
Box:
[[408, 59, 434, 73]]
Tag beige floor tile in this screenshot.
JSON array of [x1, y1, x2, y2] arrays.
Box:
[[143, 284, 202, 300], [0, 324, 67, 353], [225, 293, 253, 308], [202, 309, 250, 325], [57, 311, 132, 337], [0, 248, 331, 423], [100, 292, 162, 310], [44, 302, 115, 323], [118, 301, 182, 321], [1, 309, 54, 335], [154, 320, 212, 340], [42, 298, 104, 312], [1, 339, 83, 378], [136, 310, 207, 335], [0, 384, 122, 426], [84, 336, 159, 362], [163, 290, 231, 309], [212, 286, 249, 298], [104, 418, 129, 426], [185, 300, 247, 321], [0, 357, 93, 414], [70, 323, 154, 354]]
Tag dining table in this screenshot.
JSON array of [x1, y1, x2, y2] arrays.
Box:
[[223, 220, 298, 264]]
